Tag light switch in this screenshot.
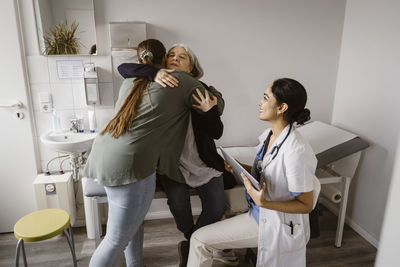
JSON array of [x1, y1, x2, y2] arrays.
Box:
[[39, 92, 52, 113]]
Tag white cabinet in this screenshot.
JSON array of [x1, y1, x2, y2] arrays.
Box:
[[33, 172, 77, 226]]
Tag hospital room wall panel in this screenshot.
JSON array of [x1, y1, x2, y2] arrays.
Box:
[[332, 0, 400, 247]]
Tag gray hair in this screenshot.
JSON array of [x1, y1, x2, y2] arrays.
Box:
[[168, 44, 204, 79]]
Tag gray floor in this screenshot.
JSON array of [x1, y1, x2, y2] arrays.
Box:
[[0, 206, 376, 267]]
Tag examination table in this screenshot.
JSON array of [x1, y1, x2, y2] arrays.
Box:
[[82, 120, 369, 248]]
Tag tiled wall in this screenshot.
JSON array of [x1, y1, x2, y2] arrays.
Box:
[[26, 55, 116, 173]]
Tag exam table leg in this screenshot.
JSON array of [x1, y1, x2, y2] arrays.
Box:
[[335, 176, 351, 248]]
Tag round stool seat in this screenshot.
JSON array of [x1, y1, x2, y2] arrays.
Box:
[[14, 208, 70, 242]]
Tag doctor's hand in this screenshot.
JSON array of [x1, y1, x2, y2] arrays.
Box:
[[242, 173, 266, 207], [224, 161, 233, 174], [155, 69, 179, 88], [192, 89, 217, 112]]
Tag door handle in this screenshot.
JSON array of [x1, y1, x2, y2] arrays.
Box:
[[0, 100, 23, 108]]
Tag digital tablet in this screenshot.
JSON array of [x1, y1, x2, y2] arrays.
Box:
[[219, 147, 260, 191]]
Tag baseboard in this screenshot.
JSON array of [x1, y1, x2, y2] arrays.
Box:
[[73, 219, 86, 227], [320, 197, 379, 248]]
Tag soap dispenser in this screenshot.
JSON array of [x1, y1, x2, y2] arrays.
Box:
[[52, 109, 61, 133], [84, 63, 100, 105]]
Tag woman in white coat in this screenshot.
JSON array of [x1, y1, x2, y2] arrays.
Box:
[[187, 78, 319, 267]]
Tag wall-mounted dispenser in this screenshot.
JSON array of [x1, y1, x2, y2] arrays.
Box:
[[84, 63, 100, 105], [110, 22, 146, 99], [109, 22, 146, 50]]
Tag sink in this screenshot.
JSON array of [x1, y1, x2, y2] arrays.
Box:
[[40, 130, 97, 155]]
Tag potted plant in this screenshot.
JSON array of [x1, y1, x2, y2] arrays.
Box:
[[43, 21, 81, 55]]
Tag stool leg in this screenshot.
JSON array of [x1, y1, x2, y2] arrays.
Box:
[[21, 241, 27, 267], [63, 229, 77, 267], [68, 225, 75, 252], [14, 238, 28, 267]]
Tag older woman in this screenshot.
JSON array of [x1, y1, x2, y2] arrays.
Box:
[[118, 44, 237, 266]]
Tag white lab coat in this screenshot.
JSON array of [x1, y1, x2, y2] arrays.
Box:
[[254, 125, 317, 267]]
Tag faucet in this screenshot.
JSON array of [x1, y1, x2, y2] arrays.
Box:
[[70, 118, 79, 133]]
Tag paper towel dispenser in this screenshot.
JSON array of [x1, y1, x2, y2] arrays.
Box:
[[109, 22, 146, 50]]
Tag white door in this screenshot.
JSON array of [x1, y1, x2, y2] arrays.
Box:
[[0, 0, 38, 232]]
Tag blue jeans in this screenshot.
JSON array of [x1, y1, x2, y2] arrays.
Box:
[[158, 174, 226, 240], [89, 173, 156, 267]]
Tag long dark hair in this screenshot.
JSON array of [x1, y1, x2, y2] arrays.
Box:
[[271, 78, 311, 125], [101, 39, 166, 138]]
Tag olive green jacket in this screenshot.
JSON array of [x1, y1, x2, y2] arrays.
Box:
[[84, 71, 220, 186]]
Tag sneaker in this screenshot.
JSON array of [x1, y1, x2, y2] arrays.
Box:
[[178, 240, 189, 267], [212, 249, 239, 266]]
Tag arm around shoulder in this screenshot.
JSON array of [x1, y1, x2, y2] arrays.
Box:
[[118, 63, 158, 80]]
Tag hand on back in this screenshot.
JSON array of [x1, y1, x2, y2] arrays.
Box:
[[155, 69, 179, 87], [192, 88, 218, 112]]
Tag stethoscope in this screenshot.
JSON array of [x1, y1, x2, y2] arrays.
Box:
[[256, 124, 293, 173]]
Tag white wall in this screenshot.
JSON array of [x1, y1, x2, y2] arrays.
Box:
[[332, 0, 400, 244], [20, 0, 346, 167], [375, 138, 400, 266], [94, 0, 346, 146]]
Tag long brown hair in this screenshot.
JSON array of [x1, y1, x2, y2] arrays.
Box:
[[100, 39, 166, 138]]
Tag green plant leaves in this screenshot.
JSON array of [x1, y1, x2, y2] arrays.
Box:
[[44, 21, 81, 55]]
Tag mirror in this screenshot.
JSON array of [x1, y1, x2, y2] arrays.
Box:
[[33, 0, 96, 55]]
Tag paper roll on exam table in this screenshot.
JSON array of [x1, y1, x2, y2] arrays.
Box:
[[321, 184, 342, 204]]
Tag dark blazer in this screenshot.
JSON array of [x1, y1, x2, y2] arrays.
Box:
[[192, 82, 236, 189]]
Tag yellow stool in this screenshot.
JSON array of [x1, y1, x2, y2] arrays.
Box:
[[13, 208, 77, 267]]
